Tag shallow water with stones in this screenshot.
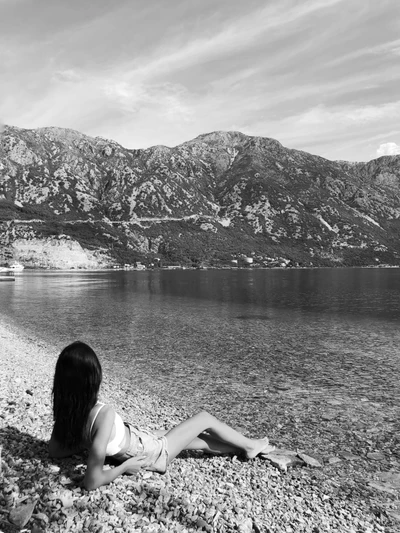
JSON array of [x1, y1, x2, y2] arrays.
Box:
[[1, 267, 400, 449]]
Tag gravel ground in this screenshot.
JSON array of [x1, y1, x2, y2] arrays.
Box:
[[0, 318, 399, 532]]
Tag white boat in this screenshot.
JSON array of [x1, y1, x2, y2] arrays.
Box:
[[0, 268, 15, 281], [9, 261, 24, 271]]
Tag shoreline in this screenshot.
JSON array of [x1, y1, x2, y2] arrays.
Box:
[[6, 264, 400, 272], [0, 318, 399, 532]]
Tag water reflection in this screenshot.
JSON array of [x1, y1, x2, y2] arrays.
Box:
[[1, 268, 400, 434]]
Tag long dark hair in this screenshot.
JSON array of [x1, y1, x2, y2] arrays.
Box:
[[52, 341, 102, 449]]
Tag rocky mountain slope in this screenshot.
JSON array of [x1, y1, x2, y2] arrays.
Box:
[[1, 125, 400, 268]]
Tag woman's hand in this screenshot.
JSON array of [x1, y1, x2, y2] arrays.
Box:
[[123, 455, 147, 475]]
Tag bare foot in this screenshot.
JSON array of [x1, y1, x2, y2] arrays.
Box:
[[246, 438, 275, 459]]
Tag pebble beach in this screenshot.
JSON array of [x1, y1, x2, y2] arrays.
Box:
[[1, 318, 400, 533]]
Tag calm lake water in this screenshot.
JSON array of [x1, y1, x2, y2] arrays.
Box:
[[1, 268, 400, 435]]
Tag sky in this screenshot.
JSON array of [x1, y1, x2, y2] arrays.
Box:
[[1, 0, 400, 162]]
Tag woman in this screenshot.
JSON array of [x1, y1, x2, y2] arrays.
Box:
[[49, 341, 274, 490]]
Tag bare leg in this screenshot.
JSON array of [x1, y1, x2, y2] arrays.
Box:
[[154, 429, 241, 455], [163, 411, 273, 462], [186, 433, 241, 455]]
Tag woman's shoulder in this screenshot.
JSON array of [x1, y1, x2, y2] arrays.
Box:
[[91, 402, 115, 419], [88, 404, 116, 440], [89, 403, 114, 429]]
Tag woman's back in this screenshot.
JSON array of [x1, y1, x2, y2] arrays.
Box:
[[87, 402, 128, 456]]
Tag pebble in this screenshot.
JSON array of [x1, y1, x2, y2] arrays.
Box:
[[33, 512, 49, 523], [31, 526, 45, 533], [387, 510, 400, 521], [297, 453, 323, 468], [326, 400, 342, 406], [8, 501, 36, 528], [195, 517, 209, 530], [262, 453, 299, 472], [367, 481, 397, 495], [60, 490, 74, 508], [237, 517, 253, 532], [340, 452, 360, 461], [378, 471, 400, 488], [321, 412, 338, 421], [367, 452, 386, 461]]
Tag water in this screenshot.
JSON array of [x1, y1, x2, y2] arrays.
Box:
[[1, 268, 400, 436]]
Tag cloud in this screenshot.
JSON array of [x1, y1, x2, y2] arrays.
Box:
[[234, 99, 400, 162], [308, 101, 400, 125], [52, 69, 83, 83], [114, 0, 346, 83], [251, 101, 400, 143], [376, 142, 400, 157], [104, 81, 145, 111], [327, 38, 400, 67], [103, 80, 193, 121]]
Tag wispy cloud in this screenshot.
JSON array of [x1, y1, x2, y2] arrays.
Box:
[[104, 80, 192, 121], [108, 0, 346, 84], [242, 100, 400, 160], [326, 38, 400, 67], [291, 101, 400, 126], [52, 69, 83, 83]]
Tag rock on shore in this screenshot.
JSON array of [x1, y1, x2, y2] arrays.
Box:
[[0, 318, 398, 532]]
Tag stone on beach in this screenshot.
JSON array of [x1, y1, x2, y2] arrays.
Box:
[[386, 507, 400, 521], [368, 481, 398, 495], [375, 471, 400, 490], [321, 411, 339, 421], [237, 517, 253, 532], [327, 456, 342, 465], [340, 452, 361, 461], [59, 490, 74, 508], [367, 451, 386, 461], [9, 501, 36, 528], [260, 448, 304, 472], [296, 452, 323, 468]]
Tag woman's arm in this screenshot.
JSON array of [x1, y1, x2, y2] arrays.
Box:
[[84, 406, 119, 490], [83, 406, 145, 490]]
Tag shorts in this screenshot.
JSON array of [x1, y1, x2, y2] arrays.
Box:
[[112, 423, 169, 474]]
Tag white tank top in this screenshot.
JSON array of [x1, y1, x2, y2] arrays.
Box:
[[89, 402, 126, 456]]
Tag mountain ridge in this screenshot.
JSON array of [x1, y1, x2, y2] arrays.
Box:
[[1, 124, 400, 268]]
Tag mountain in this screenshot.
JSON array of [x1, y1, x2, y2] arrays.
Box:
[[1, 125, 400, 269]]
